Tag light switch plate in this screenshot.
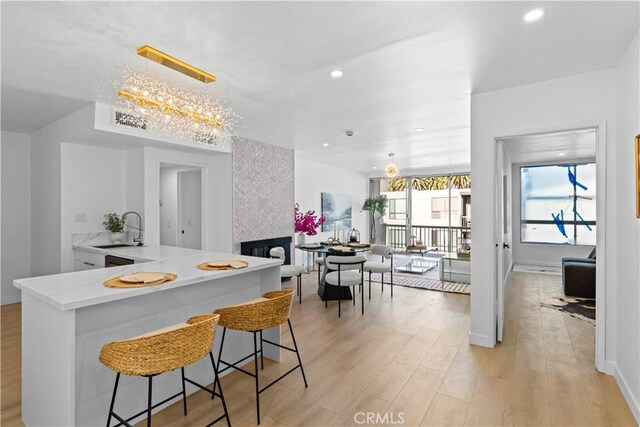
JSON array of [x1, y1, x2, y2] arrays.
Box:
[[74, 212, 87, 224]]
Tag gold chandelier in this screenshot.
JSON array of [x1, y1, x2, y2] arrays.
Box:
[[384, 153, 401, 179], [116, 46, 240, 145]]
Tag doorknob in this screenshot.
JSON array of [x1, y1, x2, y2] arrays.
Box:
[[503, 243, 510, 249]]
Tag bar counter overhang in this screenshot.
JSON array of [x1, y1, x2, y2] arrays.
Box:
[[14, 246, 281, 427]]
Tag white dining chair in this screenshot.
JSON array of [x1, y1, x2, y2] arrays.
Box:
[[325, 254, 367, 317], [269, 247, 305, 303], [362, 245, 394, 298]]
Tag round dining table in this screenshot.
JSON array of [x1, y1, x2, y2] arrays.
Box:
[[296, 243, 371, 301]]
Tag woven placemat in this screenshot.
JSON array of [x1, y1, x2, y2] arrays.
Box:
[[104, 273, 177, 288], [197, 260, 249, 271]]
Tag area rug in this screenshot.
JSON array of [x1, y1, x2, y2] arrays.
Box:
[[541, 297, 596, 325], [368, 273, 470, 295]]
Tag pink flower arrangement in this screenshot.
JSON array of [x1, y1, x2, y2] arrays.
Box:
[[294, 204, 325, 236]]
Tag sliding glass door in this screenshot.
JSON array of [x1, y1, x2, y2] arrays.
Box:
[[375, 174, 471, 252], [378, 177, 410, 248]]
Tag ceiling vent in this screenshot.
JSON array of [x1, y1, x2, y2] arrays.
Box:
[[194, 131, 218, 145], [113, 110, 147, 131]]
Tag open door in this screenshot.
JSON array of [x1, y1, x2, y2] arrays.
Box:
[[178, 169, 202, 250], [495, 140, 513, 342]]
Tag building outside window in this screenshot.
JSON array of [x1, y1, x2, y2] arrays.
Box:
[[389, 198, 407, 220], [372, 174, 471, 251]]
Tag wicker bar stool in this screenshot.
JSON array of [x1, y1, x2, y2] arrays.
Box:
[[99, 314, 230, 427], [213, 289, 308, 425]]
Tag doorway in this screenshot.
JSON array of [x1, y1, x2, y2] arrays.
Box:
[[495, 127, 602, 370], [159, 163, 203, 249]]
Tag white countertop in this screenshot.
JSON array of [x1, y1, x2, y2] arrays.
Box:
[[14, 245, 282, 311], [72, 243, 206, 262]]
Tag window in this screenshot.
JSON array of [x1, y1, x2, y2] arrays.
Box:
[[389, 198, 406, 220], [521, 163, 596, 245], [431, 197, 458, 219]]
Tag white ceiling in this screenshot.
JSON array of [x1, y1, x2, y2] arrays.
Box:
[[1, 2, 637, 174], [502, 128, 596, 164]]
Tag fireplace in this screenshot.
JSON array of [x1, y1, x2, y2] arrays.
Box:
[[241, 236, 292, 265]]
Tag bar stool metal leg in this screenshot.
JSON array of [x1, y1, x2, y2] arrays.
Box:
[[213, 327, 227, 400], [288, 319, 308, 388], [253, 331, 261, 425], [146, 376, 153, 427], [207, 352, 231, 427], [216, 327, 227, 373], [368, 271, 372, 300], [181, 367, 188, 416], [259, 330, 264, 370], [106, 373, 120, 427]]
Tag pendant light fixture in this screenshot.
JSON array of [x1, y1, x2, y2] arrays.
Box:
[[116, 46, 240, 145], [384, 153, 401, 179]]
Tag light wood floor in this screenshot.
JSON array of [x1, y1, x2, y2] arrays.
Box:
[[1, 271, 636, 426]]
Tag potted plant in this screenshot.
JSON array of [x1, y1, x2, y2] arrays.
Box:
[[103, 213, 126, 243], [361, 195, 388, 243], [294, 204, 325, 245]]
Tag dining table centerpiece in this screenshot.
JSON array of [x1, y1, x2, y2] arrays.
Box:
[[294, 203, 325, 245]]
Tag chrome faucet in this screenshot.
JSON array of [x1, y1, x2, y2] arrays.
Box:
[[123, 211, 144, 246]]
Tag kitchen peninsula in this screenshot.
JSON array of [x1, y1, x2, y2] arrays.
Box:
[[14, 245, 282, 427]]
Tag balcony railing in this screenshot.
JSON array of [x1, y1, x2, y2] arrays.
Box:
[[384, 224, 471, 252]]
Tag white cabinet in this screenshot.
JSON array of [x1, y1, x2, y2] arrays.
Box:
[[73, 249, 105, 271]]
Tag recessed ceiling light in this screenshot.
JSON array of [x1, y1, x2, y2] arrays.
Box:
[[372, 166, 378, 170], [524, 9, 544, 22], [413, 127, 424, 132], [330, 70, 343, 78], [323, 143, 329, 147], [559, 152, 566, 157]]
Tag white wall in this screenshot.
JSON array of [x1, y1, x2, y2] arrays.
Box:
[[613, 29, 639, 423], [470, 69, 616, 354], [294, 157, 369, 263], [1, 131, 31, 304], [159, 168, 179, 246], [60, 143, 128, 272], [30, 105, 94, 277], [511, 162, 595, 267]]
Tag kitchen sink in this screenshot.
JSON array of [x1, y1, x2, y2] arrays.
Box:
[[91, 244, 138, 249]]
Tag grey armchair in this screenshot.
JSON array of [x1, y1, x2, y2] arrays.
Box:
[[562, 248, 596, 298]]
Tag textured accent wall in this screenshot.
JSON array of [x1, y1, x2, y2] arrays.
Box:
[[232, 136, 294, 253]]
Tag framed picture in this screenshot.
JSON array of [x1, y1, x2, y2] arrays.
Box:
[[321, 192, 352, 232], [636, 134, 640, 218]]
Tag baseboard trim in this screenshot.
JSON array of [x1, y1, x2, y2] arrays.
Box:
[[469, 332, 495, 348], [614, 364, 640, 425], [601, 360, 616, 376], [513, 259, 560, 268], [1, 294, 22, 305]]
